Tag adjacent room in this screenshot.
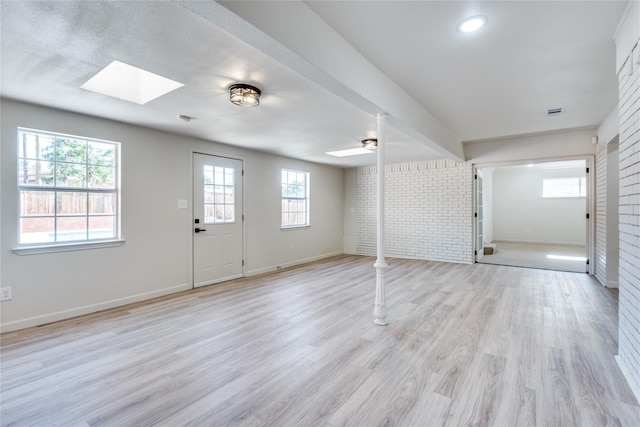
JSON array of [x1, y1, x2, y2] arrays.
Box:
[[476, 160, 589, 273], [1, 1, 639, 425]]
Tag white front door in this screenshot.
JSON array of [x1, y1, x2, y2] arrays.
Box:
[[475, 169, 484, 262], [193, 153, 243, 287]]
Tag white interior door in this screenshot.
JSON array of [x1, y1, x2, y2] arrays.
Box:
[[193, 153, 243, 287], [475, 169, 484, 262]]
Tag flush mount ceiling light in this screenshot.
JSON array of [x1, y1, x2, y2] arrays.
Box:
[[81, 60, 184, 105], [361, 138, 378, 149], [229, 83, 261, 107], [457, 15, 488, 33]]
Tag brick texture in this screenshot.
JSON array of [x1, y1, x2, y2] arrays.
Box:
[[595, 139, 607, 286], [617, 45, 640, 400], [356, 160, 473, 263]]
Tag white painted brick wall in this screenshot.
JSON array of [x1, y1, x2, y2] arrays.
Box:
[[356, 160, 473, 263], [617, 45, 640, 401], [595, 140, 607, 286]]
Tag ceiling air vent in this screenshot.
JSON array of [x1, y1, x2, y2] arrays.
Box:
[[547, 107, 563, 116]]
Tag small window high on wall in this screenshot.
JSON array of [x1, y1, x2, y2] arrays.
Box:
[[281, 169, 309, 228], [542, 177, 587, 198], [17, 128, 121, 246]]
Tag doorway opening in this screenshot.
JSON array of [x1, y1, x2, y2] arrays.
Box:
[[474, 159, 591, 273]]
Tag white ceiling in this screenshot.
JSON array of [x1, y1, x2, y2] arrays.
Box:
[[0, 1, 628, 168]]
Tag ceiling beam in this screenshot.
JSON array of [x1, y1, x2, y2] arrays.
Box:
[[177, 0, 464, 161]]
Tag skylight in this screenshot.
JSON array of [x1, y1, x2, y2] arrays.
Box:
[[81, 61, 184, 105], [326, 148, 375, 157]]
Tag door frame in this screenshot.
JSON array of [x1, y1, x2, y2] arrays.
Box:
[[474, 169, 484, 262], [472, 154, 595, 275], [189, 148, 246, 288]]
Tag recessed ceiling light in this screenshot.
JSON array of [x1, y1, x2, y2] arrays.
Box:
[[81, 60, 184, 105], [326, 148, 376, 158], [457, 15, 488, 33]]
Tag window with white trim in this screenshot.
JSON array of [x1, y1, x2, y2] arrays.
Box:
[[203, 165, 235, 224], [17, 128, 120, 245], [281, 169, 309, 228], [542, 177, 586, 198]]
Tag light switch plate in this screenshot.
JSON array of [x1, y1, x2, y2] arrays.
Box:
[[1, 287, 12, 301], [178, 199, 188, 209]]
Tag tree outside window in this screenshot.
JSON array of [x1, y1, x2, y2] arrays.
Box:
[[18, 128, 120, 245]]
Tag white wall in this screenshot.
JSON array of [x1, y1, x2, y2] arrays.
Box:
[[343, 168, 357, 254], [598, 106, 620, 145], [356, 160, 473, 263], [0, 100, 344, 332], [492, 166, 587, 245]]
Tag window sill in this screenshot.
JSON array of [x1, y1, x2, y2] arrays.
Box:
[[12, 239, 125, 256], [280, 225, 310, 231]]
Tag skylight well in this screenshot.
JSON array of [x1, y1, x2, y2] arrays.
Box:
[[81, 61, 184, 105], [326, 148, 375, 158]]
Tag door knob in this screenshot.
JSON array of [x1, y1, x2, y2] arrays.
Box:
[[195, 228, 206, 233]]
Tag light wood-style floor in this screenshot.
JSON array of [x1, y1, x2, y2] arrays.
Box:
[[479, 241, 587, 273], [1, 255, 639, 426]]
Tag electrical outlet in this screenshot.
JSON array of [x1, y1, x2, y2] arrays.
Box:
[[0, 287, 12, 301]]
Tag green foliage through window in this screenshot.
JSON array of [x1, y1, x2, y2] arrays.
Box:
[[17, 128, 120, 245]]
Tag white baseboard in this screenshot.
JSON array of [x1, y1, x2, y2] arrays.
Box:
[[245, 251, 344, 277], [616, 355, 640, 404], [0, 283, 191, 333]]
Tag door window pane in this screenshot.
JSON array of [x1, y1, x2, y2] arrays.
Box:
[[203, 166, 235, 224]]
